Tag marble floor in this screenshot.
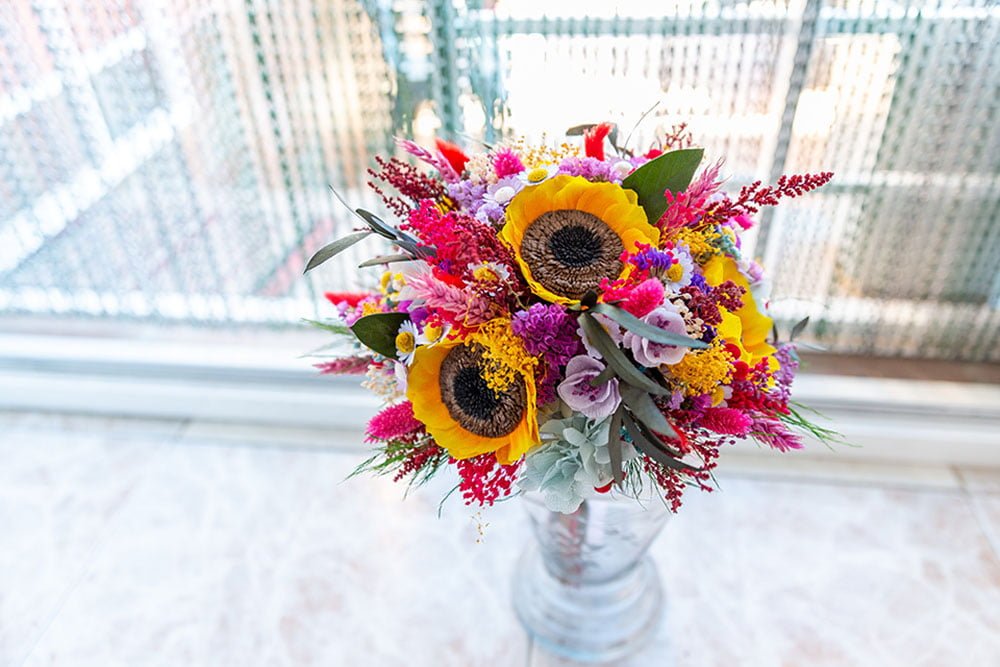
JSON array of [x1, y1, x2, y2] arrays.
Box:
[[1, 412, 999, 667]]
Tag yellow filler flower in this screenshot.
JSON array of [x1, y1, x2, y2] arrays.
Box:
[[500, 175, 659, 304], [407, 334, 539, 465]]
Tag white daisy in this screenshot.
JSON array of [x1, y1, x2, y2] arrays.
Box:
[[394, 320, 419, 366], [517, 164, 558, 187], [664, 243, 695, 291]]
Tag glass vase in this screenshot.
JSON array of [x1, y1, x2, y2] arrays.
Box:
[[512, 491, 670, 662]]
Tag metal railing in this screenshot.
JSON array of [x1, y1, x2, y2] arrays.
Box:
[[0, 0, 997, 361]]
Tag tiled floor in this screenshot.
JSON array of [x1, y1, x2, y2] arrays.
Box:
[[1, 412, 999, 666]]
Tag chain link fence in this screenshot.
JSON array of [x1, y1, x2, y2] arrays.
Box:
[[1, 0, 997, 360]]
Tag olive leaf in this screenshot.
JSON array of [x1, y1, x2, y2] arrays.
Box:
[[621, 147, 704, 223], [579, 314, 669, 396], [589, 303, 708, 349], [350, 312, 409, 359], [304, 231, 372, 273], [790, 316, 810, 341], [619, 384, 678, 439], [358, 253, 412, 268], [622, 411, 698, 473], [589, 364, 617, 387]]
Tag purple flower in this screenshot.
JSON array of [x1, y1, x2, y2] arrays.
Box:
[[622, 307, 690, 367], [446, 180, 487, 215], [512, 303, 580, 363], [557, 356, 621, 420], [557, 156, 614, 182]]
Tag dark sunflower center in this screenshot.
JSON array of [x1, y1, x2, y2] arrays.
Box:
[[548, 225, 603, 267], [452, 366, 501, 420], [520, 209, 624, 300], [439, 344, 526, 438]]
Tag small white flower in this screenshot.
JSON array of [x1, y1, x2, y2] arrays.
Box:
[[517, 164, 558, 187], [394, 320, 419, 366], [664, 243, 694, 291], [417, 319, 451, 347]]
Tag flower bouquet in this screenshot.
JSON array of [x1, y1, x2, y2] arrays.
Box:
[[310, 121, 834, 515], [310, 120, 836, 659]]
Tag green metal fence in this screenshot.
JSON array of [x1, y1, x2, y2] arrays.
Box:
[[1, 0, 997, 360]]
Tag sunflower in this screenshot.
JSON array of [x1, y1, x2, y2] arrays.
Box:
[[703, 255, 776, 366], [407, 339, 539, 464], [500, 175, 660, 304]]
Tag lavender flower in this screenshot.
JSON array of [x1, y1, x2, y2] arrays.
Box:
[[557, 356, 621, 420], [557, 156, 614, 182], [511, 303, 580, 363]]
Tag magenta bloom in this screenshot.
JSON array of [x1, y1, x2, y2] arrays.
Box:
[[623, 307, 689, 367], [700, 407, 752, 436], [366, 401, 422, 442], [557, 356, 621, 420], [493, 148, 526, 178]]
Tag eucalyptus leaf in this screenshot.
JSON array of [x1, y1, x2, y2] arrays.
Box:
[[621, 147, 704, 223], [619, 385, 678, 439], [304, 231, 371, 273], [358, 253, 412, 268], [790, 316, 810, 341], [350, 312, 409, 359], [354, 208, 398, 240], [579, 314, 669, 396], [589, 364, 616, 387], [608, 407, 625, 486], [622, 412, 698, 472], [590, 303, 708, 349]]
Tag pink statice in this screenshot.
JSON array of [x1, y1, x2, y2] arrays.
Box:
[[700, 407, 752, 436], [366, 401, 422, 443], [493, 148, 525, 178]]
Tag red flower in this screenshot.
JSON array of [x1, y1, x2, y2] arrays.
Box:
[[435, 138, 470, 175], [325, 292, 370, 308], [584, 122, 615, 161]]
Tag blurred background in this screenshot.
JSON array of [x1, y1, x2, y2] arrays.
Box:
[[1, 1, 998, 665]]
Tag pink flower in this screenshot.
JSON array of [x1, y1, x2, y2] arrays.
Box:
[[557, 356, 621, 420], [621, 278, 665, 317], [365, 401, 422, 442], [700, 407, 752, 436], [623, 307, 689, 367]]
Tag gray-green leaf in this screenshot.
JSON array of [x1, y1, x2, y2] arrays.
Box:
[[619, 384, 678, 439], [621, 147, 704, 223], [358, 253, 412, 268], [579, 314, 669, 396], [590, 303, 707, 349], [304, 231, 371, 273]]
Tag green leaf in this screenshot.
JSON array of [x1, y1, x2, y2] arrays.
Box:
[[621, 147, 704, 223], [790, 316, 810, 341], [579, 314, 669, 396], [589, 364, 616, 387], [622, 412, 698, 472], [304, 231, 371, 273], [590, 304, 708, 349], [619, 385, 678, 439], [358, 253, 412, 268], [355, 208, 398, 240], [350, 312, 409, 359]]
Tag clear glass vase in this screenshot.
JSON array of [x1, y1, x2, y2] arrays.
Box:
[[512, 491, 670, 662]]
